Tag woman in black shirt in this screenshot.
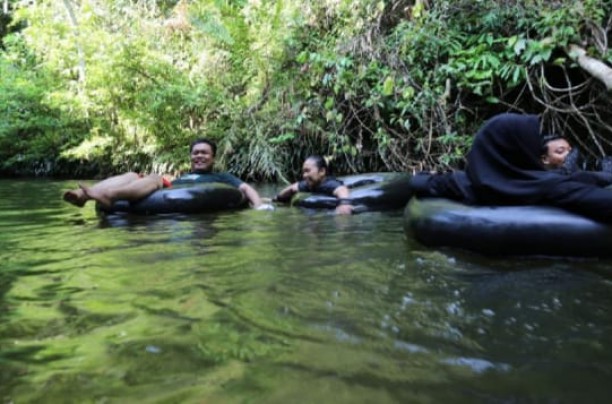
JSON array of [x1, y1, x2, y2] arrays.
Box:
[[275, 155, 353, 215]]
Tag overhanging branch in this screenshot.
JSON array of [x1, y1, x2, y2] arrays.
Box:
[[568, 44, 612, 91]]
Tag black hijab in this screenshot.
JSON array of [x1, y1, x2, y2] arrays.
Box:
[[465, 113, 568, 205]]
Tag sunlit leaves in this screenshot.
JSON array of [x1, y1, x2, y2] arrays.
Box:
[[382, 76, 395, 96], [0, 0, 610, 176]]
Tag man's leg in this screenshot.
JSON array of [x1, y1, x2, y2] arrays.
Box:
[[80, 174, 163, 207], [63, 172, 144, 207]]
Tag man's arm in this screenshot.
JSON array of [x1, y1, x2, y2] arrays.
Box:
[[239, 183, 263, 208]]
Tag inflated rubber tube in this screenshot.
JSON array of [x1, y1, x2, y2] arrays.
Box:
[[97, 183, 247, 215], [404, 197, 612, 257], [291, 172, 413, 212]]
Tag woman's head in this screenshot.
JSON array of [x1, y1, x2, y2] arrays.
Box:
[[466, 113, 568, 205], [541, 135, 572, 170], [302, 155, 329, 188]]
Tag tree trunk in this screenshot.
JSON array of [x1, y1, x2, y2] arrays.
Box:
[[61, 0, 86, 88]]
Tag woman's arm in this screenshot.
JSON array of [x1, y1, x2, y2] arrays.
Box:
[[274, 183, 299, 203], [567, 171, 612, 187], [333, 185, 353, 215]]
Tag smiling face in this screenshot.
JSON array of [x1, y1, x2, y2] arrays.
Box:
[[302, 158, 327, 188], [541, 138, 572, 169], [190, 142, 215, 173]]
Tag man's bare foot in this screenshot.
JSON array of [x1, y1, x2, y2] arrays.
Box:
[[78, 183, 113, 208], [63, 189, 87, 207]]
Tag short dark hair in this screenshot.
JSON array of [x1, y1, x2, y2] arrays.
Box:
[[190, 138, 217, 156], [540, 134, 564, 155]]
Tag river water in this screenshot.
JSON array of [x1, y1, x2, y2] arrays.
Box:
[[1, 179, 611, 403]]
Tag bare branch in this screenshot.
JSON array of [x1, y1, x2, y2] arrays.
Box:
[[568, 44, 612, 91], [61, 0, 86, 88]]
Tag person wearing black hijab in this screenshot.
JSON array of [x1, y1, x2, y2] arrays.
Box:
[[410, 113, 612, 222], [540, 133, 612, 185]]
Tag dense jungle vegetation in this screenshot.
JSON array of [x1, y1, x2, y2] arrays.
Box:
[[1, 0, 611, 180]]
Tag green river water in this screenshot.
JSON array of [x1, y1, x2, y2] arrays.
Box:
[[1, 179, 611, 403]]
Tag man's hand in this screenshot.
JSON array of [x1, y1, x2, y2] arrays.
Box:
[[255, 203, 275, 211]]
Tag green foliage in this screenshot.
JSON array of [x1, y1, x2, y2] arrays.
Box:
[[0, 41, 89, 176], [0, 0, 610, 176], [277, 0, 612, 170]]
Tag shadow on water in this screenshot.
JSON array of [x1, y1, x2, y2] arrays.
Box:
[[0, 180, 76, 392], [397, 246, 612, 402], [0, 180, 611, 402]]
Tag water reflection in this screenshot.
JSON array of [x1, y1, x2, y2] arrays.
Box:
[[0, 180, 611, 402]]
